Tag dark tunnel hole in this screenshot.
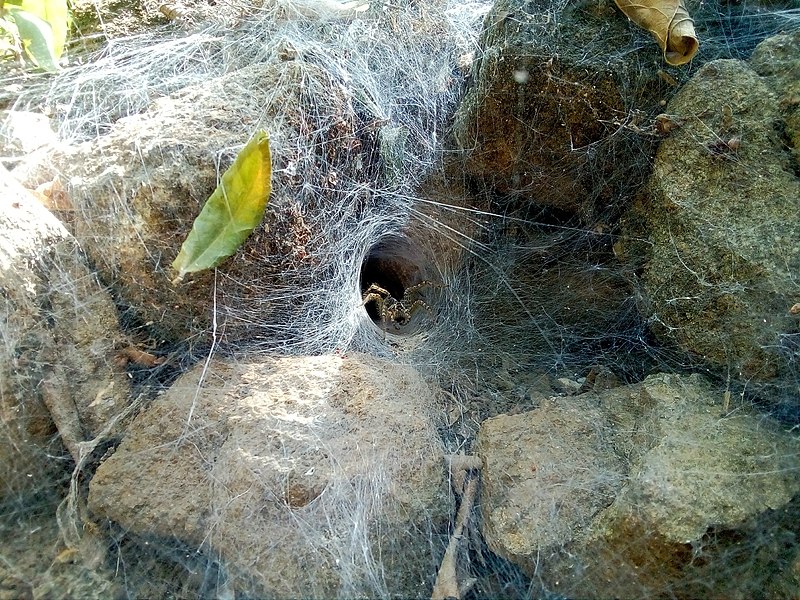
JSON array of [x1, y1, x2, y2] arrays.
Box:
[[359, 235, 433, 331]]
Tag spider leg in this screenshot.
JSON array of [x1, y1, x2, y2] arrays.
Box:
[[402, 281, 432, 296], [362, 283, 391, 301], [402, 280, 447, 296], [381, 302, 389, 339], [405, 299, 432, 317], [362, 292, 386, 307]]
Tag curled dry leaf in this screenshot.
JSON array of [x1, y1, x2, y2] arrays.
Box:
[[34, 176, 73, 211], [114, 346, 166, 368], [159, 3, 190, 21], [654, 113, 683, 136], [614, 0, 699, 66]]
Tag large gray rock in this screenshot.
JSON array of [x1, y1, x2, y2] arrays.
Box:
[[0, 166, 130, 501], [622, 57, 800, 386], [478, 373, 800, 598], [88, 353, 449, 598]]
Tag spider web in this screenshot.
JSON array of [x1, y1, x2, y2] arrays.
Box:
[[1, 0, 799, 597]]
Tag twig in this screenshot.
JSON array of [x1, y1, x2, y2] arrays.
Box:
[[432, 456, 481, 600]]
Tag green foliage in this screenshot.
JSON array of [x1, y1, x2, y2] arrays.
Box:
[[172, 131, 273, 284], [1, 0, 69, 71]]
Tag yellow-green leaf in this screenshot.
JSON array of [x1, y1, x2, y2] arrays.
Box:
[[171, 130, 272, 284], [6, 0, 69, 59], [7, 8, 59, 71]]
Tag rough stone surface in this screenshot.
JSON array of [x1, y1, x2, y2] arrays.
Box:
[[477, 396, 625, 554], [750, 31, 800, 167], [594, 375, 799, 542], [0, 111, 58, 157], [621, 56, 800, 386], [88, 353, 449, 599], [0, 166, 130, 501], [478, 373, 800, 598], [450, 0, 670, 221], [449, 0, 797, 223], [31, 61, 327, 347]]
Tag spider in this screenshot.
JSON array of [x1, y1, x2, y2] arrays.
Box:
[[362, 281, 435, 334]]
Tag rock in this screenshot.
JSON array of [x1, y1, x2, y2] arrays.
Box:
[[37, 48, 396, 349], [478, 395, 625, 556], [623, 57, 800, 386], [594, 375, 799, 542], [450, 0, 795, 223], [39, 61, 332, 346], [554, 376, 584, 395], [0, 166, 130, 501], [450, 0, 667, 221], [69, 0, 175, 47], [28, 3, 479, 352], [750, 30, 800, 167], [88, 353, 449, 599], [0, 111, 58, 157], [478, 373, 800, 598]]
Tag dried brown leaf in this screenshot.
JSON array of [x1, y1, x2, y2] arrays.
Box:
[[615, 0, 699, 66], [34, 176, 73, 211]]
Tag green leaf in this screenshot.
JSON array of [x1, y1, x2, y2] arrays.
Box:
[[172, 131, 272, 284], [9, 0, 69, 58], [7, 7, 59, 71]]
